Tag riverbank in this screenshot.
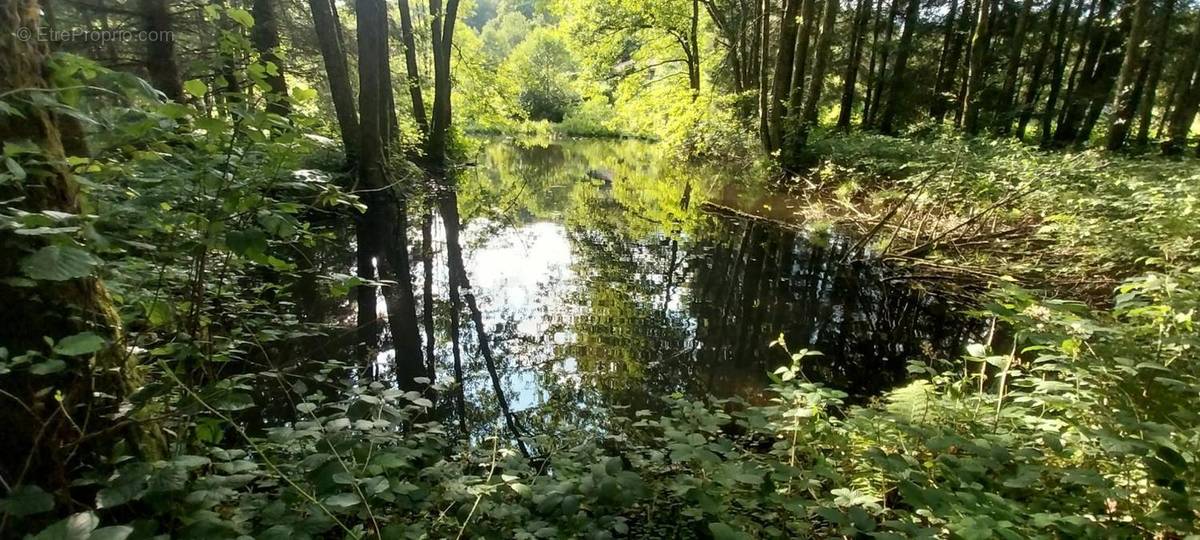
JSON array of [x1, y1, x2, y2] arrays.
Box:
[[758, 131, 1200, 305]]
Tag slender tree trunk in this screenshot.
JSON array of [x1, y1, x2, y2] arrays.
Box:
[[1038, 0, 1079, 146], [930, 0, 960, 120], [690, 0, 702, 98], [398, 0, 429, 135], [802, 0, 838, 126], [759, 0, 772, 149], [769, 0, 802, 150], [308, 0, 358, 156], [866, 0, 901, 127], [139, 0, 183, 101], [1105, 0, 1153, 150], [357, 0, 424, 389], [994, 0, 1034, 134], [879, 0, 920, 133], [1053, 0, 1113, 145], [861, 0, 886, 126], [421, 209, 436, 381], [427, 0, 462, 168], [935, 0, 974, 122], [251, 0, 290, 114], [838, 0, 872, 128], [962, 0, 993, 134], [1133, 0, 1176, 147], [2, 0, 159, 490], [1163, 14, 1200, 155], [1015, 0, 1064, 139], [789, 0, 820, 116]]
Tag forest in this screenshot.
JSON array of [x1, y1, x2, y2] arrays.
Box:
[[1, 0, 1199, 536]]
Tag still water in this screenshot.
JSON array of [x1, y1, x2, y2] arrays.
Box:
[[406, 138, 974, 433]]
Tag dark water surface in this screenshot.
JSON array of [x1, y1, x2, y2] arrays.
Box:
[[400, 138, 975, 432]]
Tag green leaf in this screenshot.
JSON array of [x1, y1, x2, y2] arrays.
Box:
[[708, 522, 749, 540], [32, 512, 98, 540], [30, 359, 67, 375], [183, 79, 207, 99], [53, 332, 106, 356], [324, 493, 360, 508], [20, 245, 100, 281], [226, 7, 255, 28], [0, 485, 55, 517], [89, 527, 134, 540]]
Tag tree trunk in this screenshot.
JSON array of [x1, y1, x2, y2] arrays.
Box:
[[308, 0, 359, 156], [1105, 0, 1153, 150], [251, 0, 290, 115], [866, 0, 901, 127], [2, 0, 159, 492], [802, 0, 839, 126], [838, 0, 872, 128], [930, 0, 960, 120], [879, 0, 919, 134], [357, 0, 424, 389], [139, 0, 183, 101], [768, 0, 802, 151], [1015, 0, 1064, 139], [1133, 0, 1176, 147], [962, 0, 993, 134], [789, 0, 820, 117], [427, 0, 462, 168], [1038, 0, 1080, 146], [936, 0, 974, 122], [861, 0, 886, 126], [690, 0, 702, 98], [994, 0, 1034, 134], [398, 0, 429, 135], [1053, 0, 1114, 145], [1163, 13, 1200, 155], [759, 0, 772, 149]]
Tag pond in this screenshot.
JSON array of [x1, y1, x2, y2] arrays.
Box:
[[394, 138, 977, 435]]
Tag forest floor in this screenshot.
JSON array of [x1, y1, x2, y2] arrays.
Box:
[[764, 131, 1200, 305]]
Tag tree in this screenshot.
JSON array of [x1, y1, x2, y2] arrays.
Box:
[[1, 0, 157, 490], [878, 0, 919, 134], [356, 0, 425, 388], [838, 0, 873, 128], [139, 0, 183, 100], [962, 0, 992, 134], [768, 0, 801, 150], [1162, 11, 1200, 155], [1015, 0, 1064, 139], [994, 0, 1034, 135], [1133, 0, 1177, 147], [251, 0, 290, 114], [1105, 0, 1153, 150], [801, 0, 838, 127]]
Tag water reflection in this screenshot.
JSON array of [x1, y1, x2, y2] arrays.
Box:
[[447, 138, 975, 431]]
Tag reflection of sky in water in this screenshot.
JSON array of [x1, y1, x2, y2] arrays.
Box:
[[463, 221, 575, 411]]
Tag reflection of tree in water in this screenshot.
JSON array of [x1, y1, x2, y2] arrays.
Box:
[[454, 139, 975, 437]]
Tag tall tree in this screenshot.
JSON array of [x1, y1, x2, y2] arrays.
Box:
[[934, 0, 974, 122], [878, 0, 920, 133], [1133, 0, 1177, 146], [1038, 0, 1080, 145], [398, 0, 429, 135], [758, 0, 772, 149], [962, 0, 993, 134], [994, 0, 1035, 134], [1015, 0, 1064, 139], [139, 0, 183, 100], [1162, 12, 1200, 155], [801, 0, 838, 126], [1053, 0, 1115, 146], [2, 0, 157, 489], [768, 0, 802, 150], [838, 0, 873, 128], [930, 0, 962, 120], [356, 0, 424, 388], [251, 0, 290, 114], [788, 0, 820, 118], [865, 0, 901, 127], [861, 0, 887, 125], [1106, 0, 1154, 150]]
